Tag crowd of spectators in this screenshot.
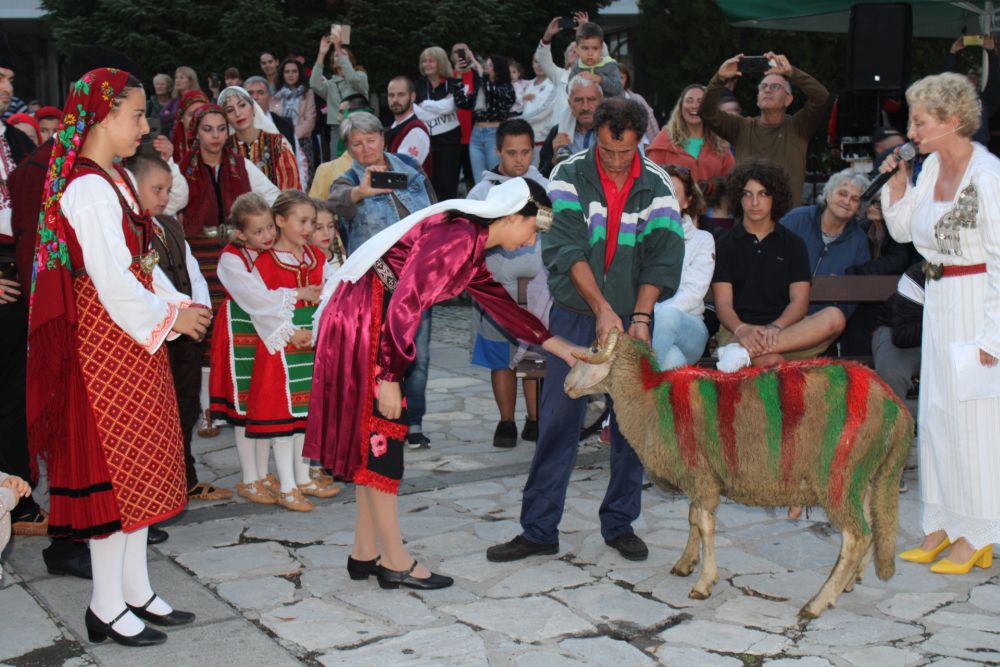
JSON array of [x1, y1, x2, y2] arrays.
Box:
[[4, 12, 997, 579]]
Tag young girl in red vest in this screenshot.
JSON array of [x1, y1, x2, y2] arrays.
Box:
[[209, 192, 313, 504], [27, 68, 213, 646], [245, 191, 338, 511]]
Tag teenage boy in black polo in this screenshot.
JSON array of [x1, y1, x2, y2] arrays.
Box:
[[712, 159, 845, 367]]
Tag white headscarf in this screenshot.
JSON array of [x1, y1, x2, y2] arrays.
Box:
[[217, 86, 279, 135], [312, 177, 533, 337]]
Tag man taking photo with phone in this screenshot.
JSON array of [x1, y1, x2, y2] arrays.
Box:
[[699, 52, 830, 204]]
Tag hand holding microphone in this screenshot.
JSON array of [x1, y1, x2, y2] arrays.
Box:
[[864, 142, 917, 201]]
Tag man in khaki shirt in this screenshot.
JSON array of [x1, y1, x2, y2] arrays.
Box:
[[699, 52, 830, 204]]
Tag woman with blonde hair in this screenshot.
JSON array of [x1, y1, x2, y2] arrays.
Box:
[[414, 46, 462, 199], [881, 72, 1000, 575], [647, 84, 733, 184]]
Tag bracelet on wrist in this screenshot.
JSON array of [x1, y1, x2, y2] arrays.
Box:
[[632, 320, 650, 326], [734, 323, 748, 335], [631, 311, 652, 319], [768, 323, 783, 331]]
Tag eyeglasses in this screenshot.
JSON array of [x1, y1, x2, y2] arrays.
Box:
[[758, 82, 789, 93]]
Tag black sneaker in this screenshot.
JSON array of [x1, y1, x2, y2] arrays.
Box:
[[605, 533, 649, 561], [486, 535, 559, 562], [493, 420, 518, 448], [406, 432, 431, 450], [521, 419, 538, 442]]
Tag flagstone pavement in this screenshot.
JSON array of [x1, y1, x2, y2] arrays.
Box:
[[2, 305, 998, 666]]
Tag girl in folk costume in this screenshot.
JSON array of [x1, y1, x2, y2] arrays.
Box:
[[179, 104, 280, 374], [304, 178, 580, 589], [208, 193, 322, 504], [170, 89, 209, 164], [246, 191, 338, 512], [218, 86, 301, 192], [26, 69, 212, 646], [310, 198, 346, 269]]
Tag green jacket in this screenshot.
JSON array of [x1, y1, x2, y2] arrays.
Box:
[[543, 146, 685, 316]]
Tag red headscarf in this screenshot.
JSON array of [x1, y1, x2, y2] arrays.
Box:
[[170, 89, 210, 163], [26, 67, 132, 473], [179, 103, 251, 237], [7, 113, 40, 143]]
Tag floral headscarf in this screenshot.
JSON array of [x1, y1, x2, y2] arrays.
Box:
[[26, 67, 133, 472]]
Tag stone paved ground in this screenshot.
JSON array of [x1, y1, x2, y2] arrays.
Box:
[[3, 304, 1000, 666]]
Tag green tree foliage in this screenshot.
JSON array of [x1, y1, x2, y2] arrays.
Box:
[[41, 0, 608, 93]]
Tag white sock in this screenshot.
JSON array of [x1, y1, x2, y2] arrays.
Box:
[[293, 434, 311, 486], [272, 437, 296, 492], [89, 531, 144, 636], [235, 426, 258, 485], [123, 528, 173, 616], [255, 438, 272, 481], [717, 343, 752, 373]]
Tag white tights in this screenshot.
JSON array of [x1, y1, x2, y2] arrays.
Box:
[[272, 434, 310, 492], [89, 528, 173, 636], [234, 426, 272, 485]]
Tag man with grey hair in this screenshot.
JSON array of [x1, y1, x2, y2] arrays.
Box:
[[329, 110, 438, 449], [700, 51, 830, 203], [244, 75, 296, 152], [540, 74, 603, 173]]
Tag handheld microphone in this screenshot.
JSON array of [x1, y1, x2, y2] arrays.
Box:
[[861, 142, 917, 201]]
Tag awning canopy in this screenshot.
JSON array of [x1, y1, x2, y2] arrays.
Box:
[[716, 1, 998, 38]]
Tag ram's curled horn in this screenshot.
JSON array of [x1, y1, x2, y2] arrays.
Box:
[[572, 327, 621, 363]]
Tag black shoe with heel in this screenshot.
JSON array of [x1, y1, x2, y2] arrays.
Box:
[[376, 560, 453, 590], [85, 607, 167, 646], [127, 593, 195, 627], [493, 420, 518, 448], [521, 419, 538, 442], [347, 555, 380, 580]]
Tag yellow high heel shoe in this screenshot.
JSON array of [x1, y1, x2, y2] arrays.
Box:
[[930, 545, 993, 574], [899, 538, 951, 563]]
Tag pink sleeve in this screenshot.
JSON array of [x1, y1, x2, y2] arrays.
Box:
[[466, 265, 551, 347], [376, 224, 477, 382]]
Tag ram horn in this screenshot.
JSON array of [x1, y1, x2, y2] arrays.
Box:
[[572, 327, 621, 364]]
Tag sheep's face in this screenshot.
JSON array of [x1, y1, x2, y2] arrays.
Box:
[[565, 356, 613, 398], [564, 329, 619, 398]]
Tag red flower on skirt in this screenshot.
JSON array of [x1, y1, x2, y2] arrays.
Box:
[[370, 433, 388, 458]]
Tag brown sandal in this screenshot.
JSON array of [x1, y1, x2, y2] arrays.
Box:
[[298, 480, 342, 498], [187, 482, 234, 501], [276, 487, 314, 512], [196, 409, 220, 438], [237, 480, 276, 504], [12, 507, 48, 536]]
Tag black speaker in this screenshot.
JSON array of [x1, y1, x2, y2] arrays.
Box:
[[847, 3, 912, 92]]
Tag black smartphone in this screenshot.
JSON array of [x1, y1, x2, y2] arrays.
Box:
[[559, 16, 579, 30], [457, 48, 468, 62], [738, 56, 773, 73], [370, 171, 409, 189], [0, 261, 18, 281]]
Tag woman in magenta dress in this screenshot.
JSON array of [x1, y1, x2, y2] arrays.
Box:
[[305, 177, 577, 589]]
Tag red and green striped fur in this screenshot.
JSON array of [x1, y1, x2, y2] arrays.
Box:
[[565, 334, 914, 618]]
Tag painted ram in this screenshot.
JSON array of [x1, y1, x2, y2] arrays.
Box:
[[564, 329, 914, 618]]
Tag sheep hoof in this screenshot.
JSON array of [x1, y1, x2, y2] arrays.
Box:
[[688, 588, 710, 600], [843, 580, 855, 593], [671, 565, 694, 577], [799, 604, 821, 619]]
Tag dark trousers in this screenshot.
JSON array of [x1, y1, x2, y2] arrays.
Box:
[[430, 142, 462, 201], [167, 336, 204, 489], [403, 310, 431, 428], [0, 296, 37, 518], [519, 306, 645, 544]]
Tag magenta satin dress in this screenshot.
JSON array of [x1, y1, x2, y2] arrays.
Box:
[[303, 213, 551, 478]]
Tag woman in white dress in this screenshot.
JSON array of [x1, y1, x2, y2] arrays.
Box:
[[881, 73, 1000, 574]]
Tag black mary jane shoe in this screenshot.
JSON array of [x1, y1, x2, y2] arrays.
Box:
[[147, 526, 169, 545], [85, 607, 167, 646], [376, 560, 453, 590], [347, 555, 381, 580], [127, 593, 196, 627]]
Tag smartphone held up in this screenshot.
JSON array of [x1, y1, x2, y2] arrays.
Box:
[[738, 56, 775, 73], [330, 23, 352, 45]]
